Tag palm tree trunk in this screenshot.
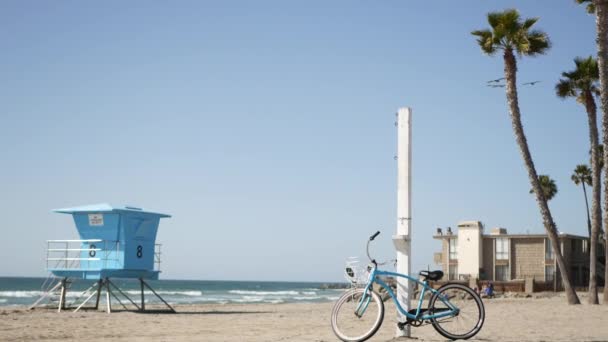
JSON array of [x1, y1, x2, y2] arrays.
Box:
[[594, 0, 608, 304], [584, 91, 600, 304], [503, 49, 580, 304], [582, 183, 592, 238]]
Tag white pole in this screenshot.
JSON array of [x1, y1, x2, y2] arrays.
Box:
[[393, 107, 412, 337]]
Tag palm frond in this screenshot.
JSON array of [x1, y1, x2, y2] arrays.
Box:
[[502, 9, 523, 40], [522, 17, 539, 30], [573, 56, 586, 70], [487, 11, 504, 30], [471, 29, 498, 55], [523, 30, 551, 56], [576, 0, 596, 13], [556, 79, 577, 98], [562, 69, 580, 82], [574, 56, 599, 79], [502, 9, 521, 26]]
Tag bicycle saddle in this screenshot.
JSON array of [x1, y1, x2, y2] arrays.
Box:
[[419, 270, 444, 281]]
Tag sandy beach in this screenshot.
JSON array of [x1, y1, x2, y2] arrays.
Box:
[[1, 292, 607, 342]]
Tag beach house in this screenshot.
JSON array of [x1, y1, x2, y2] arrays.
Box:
[[433, 221, 605, 291]]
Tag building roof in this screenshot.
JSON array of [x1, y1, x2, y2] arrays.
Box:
[[457, 220, 482, 227], [433, 232, 588, 240], [53, 203, 171, 218]]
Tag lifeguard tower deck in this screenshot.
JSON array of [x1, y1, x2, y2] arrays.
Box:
[[30, 204, 175, 313]]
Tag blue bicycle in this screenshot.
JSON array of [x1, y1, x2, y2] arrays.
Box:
[[331, 231, 484, 341]]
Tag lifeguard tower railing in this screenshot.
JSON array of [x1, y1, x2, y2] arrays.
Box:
[[46, 240, 162, 272]]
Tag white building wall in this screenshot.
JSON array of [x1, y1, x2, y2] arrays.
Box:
[[456, 221, 483, 279]]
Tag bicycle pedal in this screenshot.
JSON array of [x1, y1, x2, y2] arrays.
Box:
[[397, 322, 408, 330]]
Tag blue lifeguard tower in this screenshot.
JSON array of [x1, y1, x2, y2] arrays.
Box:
[[30, 204, 175, 313]]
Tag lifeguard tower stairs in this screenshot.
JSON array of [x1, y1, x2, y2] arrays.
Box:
[[30, 204, 175, 313]]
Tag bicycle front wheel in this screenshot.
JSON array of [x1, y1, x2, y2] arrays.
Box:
[[331, 288, 384, 342], [429, 283, 485, 340]]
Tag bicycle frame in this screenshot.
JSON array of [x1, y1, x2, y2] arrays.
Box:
[[355, 267, 458, 322]]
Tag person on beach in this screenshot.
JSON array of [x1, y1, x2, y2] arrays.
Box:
[[482, 282, 494, 298]]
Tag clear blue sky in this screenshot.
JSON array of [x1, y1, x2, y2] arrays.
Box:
[[0, 1, 599, 282]]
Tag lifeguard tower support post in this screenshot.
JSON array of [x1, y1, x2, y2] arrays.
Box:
[[30, 204, 175, 313]]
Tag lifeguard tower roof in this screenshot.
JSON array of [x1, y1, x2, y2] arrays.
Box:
[[53, 203, 171, 218]]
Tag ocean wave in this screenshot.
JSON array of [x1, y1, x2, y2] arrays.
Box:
[[0, 291, 42, 298], [123, 290, 203, 297], [156, 290, 203, 297], [0, 285, 339, 305], [293, 296, 322, 300], [232, 298, 260, 303], [232, 297, 284, 304], [228, 290, 299, 296], [0, 290, 101, 299], [0, 289, 204, 299], [196, 297, 228, 302], [241, 296, 266, 302]]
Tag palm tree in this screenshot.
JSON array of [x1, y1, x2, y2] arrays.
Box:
[[557, 57, 601, 304], [576, 0, 608, 305], [530, 175, 558, 201], [571, 164, 593, 238], [472, 9, 580, 304]]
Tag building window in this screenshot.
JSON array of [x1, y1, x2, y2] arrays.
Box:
[[545, 239, 554, 260], [449, 265, 458, 280], [449, 238, 457, 260], [495, 265, 509, 281], [571, 239, 586, 255], [571, 266, 580, 286], [545, 265, 555, 282], [496, 238, 509, 260], [583, 240, 588, 254]]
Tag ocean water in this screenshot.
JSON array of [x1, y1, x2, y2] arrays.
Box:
[[0, 277, 346, 307]]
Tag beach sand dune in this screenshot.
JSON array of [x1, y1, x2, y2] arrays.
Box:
[[1, 293, 607, 341]]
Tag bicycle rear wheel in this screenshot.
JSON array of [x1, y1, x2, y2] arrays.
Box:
[[429, 283, 485, 340], [331, 288, 384, 342]]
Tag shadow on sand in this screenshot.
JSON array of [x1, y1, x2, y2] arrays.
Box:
[[106, 309, 271, 315]]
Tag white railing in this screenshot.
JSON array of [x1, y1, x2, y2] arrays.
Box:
[[46, 240, 163, 272], [46, 240, 121, 271]]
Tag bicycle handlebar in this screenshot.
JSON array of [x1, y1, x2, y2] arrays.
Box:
[[365, 230, 397, 269], [366, 231, 381, 265]]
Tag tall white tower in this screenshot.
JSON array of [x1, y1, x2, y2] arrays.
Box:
[[393, 107, 412, 337]]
